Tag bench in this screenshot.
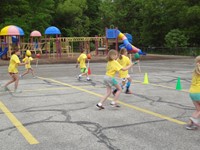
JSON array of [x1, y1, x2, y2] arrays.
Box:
[[97, 47, 107, 55]]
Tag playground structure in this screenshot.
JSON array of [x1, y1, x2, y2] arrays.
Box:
[[0, 25, 24, 59], [105, 27, 141, 53], [0, 25, 141, 60]]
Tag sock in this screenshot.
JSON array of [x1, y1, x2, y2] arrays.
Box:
[[126, 81, 131, 89], [113, 89, 117, 94], [79, 74, 82, 77]]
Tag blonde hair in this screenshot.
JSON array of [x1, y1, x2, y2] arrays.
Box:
[[106, 49, 117, 61], [119, 48, 127, 59], [194, 56, 200, 75]]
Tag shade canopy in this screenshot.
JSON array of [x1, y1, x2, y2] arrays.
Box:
[[44, 26, 61, 35], [0, 25, 24, 36], [30, 30, 42, 37], [17, 26, 25, 36]]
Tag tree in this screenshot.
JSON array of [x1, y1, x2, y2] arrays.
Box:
[[84, 0, 103, 36], [54, 0, 89, 36], [165, 29, 188, 48], [0, 0, 55, 40]]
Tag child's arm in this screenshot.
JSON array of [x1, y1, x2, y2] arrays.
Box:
[[121, 63, 133, 71], [121, 60, 139, 71], [19, 57, 28, 66], [76, 60, 79, 68], [18, 61, 28, 66]]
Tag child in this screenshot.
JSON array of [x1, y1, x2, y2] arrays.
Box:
[[186, 56, 200, 130], [113, 48, 138, 95], [96, 49, 134, 109], [76, 49, 91, 81], [20, 50, 36, 78], [4, 48, 27, 93]]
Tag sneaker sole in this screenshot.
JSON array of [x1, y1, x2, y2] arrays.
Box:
[[110, 104, 120, 108], [96, 105, 104, 110], [186, 126, 198, 130]]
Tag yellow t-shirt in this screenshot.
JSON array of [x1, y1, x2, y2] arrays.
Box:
[[189, 73, 200, 93], [117, 55, 130, 78], [8, 54, 20, 73], [106, 60, 123, 77], [23, 56, 33, 69], [77, 53, 87, 68]]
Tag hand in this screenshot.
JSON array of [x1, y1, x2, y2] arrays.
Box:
[[134, 60, 140, 64]]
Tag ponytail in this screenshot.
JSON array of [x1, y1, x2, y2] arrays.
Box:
[[119, 48, 127, 60]]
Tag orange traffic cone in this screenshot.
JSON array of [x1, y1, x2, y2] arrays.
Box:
[[87, 60, 91, 75], [88, 67, 91, 75]]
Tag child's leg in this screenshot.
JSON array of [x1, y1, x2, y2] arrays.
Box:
[[30, 68, 35, 77], [79, 68, 86, 77], [121, 78, 126, 89], [125, 76, 132, 94], [4, 73, 16, 88], [21, 69, 29, 77], [79, 68, 90, 80], [113, 78, 125, 96], [13, 74, 20, 91], [192, 101, 200, 118], [112, 84, 122, 105], [99, 86, 112, 104], [187, 101, 200, 127]]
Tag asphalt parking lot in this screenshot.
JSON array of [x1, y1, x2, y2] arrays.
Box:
[[0, 57, 200, 150]]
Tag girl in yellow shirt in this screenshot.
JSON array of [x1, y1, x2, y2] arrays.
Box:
[[113, 48, 138, 95], [20, 50, 36, 78], [4, 48, 27, 93], [186, 56, 200, 129], [96, 49, 134, 109]]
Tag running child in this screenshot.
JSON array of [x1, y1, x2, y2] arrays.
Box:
[[76, 49, 91, 81], [96, 49, 134, 109], [20, 50, 36, 78], [113, 48, 138, 95], [186, 56, 200, 130], [4, 48, 27, 93]]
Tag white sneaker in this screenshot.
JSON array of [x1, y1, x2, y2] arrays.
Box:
[[86, 77, 91, 81], [77, 75, 82, 80], [185, 123, 198, 130]]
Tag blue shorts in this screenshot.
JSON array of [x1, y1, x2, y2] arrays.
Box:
[[189, 93, 200, 101]]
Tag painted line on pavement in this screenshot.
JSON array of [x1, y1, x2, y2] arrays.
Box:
[[93, 74, 189, 92], [37, 76, 186, 125], [0, 101, 39, 145]]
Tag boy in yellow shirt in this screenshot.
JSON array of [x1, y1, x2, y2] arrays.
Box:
[[96, 49, 134, 109], [20, 50, 36, 78], [76, 49, 91, 81], [4, 48, 27, 93]]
